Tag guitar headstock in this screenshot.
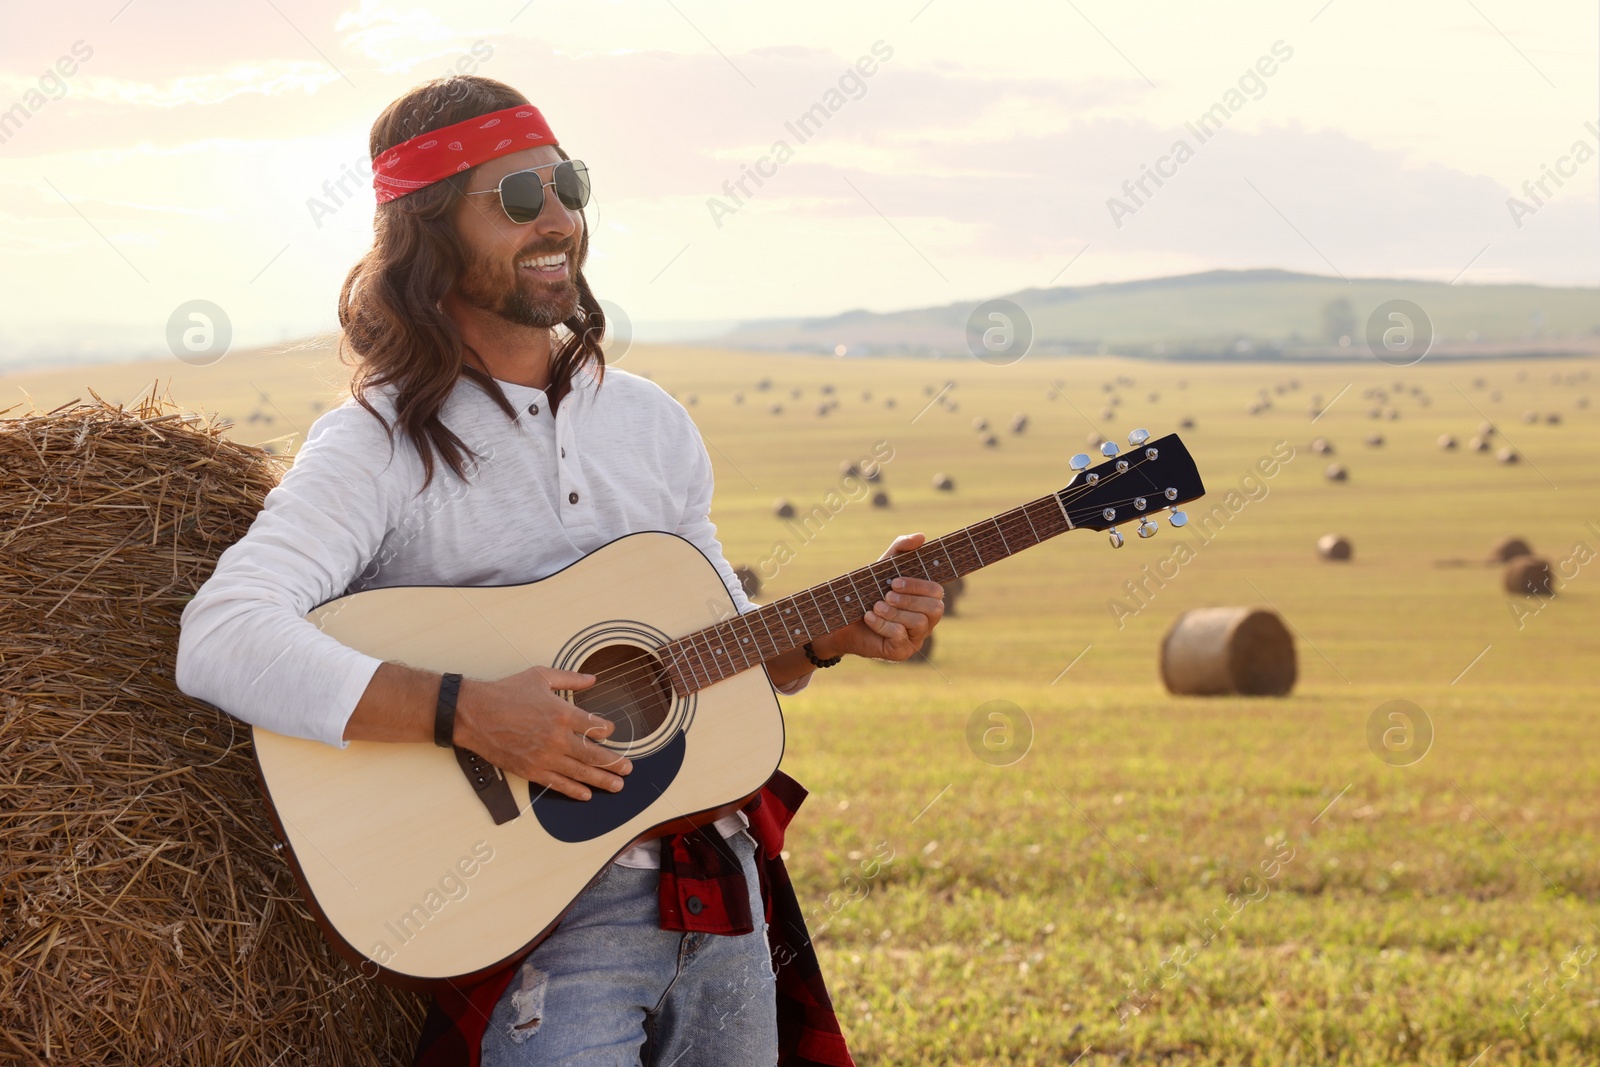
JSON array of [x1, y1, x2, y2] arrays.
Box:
[[1056, 429, 1205, 547]]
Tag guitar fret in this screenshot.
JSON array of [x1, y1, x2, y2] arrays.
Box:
[[726, 617, 756, 670], [989, 516, 1012, 557], [1019, 503, 1042, 544]]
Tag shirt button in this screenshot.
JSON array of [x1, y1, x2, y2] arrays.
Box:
[[568, 491, 579, 504], [685, 895, 704, 915], [527, 403, 539, 416]]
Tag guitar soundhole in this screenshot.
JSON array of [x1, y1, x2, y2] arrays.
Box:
[[574, 644, 672, 744]]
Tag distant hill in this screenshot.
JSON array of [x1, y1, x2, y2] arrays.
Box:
[[708, 269, 1600, 360]]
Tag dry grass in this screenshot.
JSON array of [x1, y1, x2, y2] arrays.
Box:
[[0, 389, 422, 1065]]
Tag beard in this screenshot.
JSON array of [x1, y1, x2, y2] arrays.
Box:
[[456, 241, 582, 329]]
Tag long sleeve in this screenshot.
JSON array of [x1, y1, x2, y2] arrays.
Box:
[[176, 403, 415, 747], [673, 413, 812, 697]]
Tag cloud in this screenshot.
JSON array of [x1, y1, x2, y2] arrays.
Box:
[[333, 0, 497, 75]]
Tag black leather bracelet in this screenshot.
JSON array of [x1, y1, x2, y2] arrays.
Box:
[[803, 641, 843, 669], [434, 672, 463, 748]]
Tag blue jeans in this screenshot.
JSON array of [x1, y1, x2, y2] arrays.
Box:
[[479, 828, 779, 1066]]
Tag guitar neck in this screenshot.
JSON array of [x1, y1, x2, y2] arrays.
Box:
[[662, 493, 1071, 695]]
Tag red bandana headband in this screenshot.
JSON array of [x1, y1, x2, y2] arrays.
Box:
[[370, 103, 559, 204]]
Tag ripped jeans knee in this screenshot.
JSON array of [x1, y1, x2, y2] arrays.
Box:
[[503, 957, 548, 1043]]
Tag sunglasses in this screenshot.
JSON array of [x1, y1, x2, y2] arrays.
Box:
[[461, 159, 591, 223]]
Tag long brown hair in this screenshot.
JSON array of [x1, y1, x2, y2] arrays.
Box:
[[338, 75, 606, 490]]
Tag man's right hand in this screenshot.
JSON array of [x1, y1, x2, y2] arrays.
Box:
[[453, 666, 631, 801]]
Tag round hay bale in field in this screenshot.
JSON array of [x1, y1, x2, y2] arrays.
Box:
[[1324, 463, 1348, 482], [1009, 412, 1028, 434], [1545, 412, 1561, 425], [768, 401, 783, 414], [1522, 410, 1538, 424], [1488, 536, 1533, 563], [733, 564, 762, 599], [1179, 417, 1195, 430], [1311, 438, 1334, 455], [1317, 534, 1353, 561], [1497, 447, 1520, 464], [1160, 607, 1297, 697], [1468, 435, 1489, 452], [0, 393, 423, 1065], [1503, 556, 1555, 597], [884, 397, 897, 409], [971, 417, 988, 432], [773, 498, 796, 518], [840, 461, 861, 479], [1479, 421, 1496, 437], [1365, 433, 1385, 447], [1437, 434, 1457, 450], [980, 433, 998, 448], [870, 490, 891, 508], [1086, 431, 1104, 448], [941, 575, 966, 616], [932, 473, 955, 491]]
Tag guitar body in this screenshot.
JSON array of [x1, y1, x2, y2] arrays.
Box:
[[251, 531, 785, 988]]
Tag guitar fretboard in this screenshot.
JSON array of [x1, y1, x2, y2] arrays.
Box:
[[660, 494, 1070, 695]]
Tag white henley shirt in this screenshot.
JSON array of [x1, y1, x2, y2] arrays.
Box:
[[175, 364, 808, 868]]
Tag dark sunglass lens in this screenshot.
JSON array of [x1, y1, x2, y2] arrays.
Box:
[[498, 170, 546, 224], [554, 161, 590, 210]]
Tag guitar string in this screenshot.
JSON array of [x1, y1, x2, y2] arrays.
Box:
[[571, 479, 1182, 712], [572, 462, 1179, 702]]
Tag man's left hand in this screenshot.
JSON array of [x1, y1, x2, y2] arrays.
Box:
[[814, 533, 945, 663]]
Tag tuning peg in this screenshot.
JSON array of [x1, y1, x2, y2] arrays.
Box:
[[1128, 428, 1150, 446], [1100, 441, 1119, 457], [1070, 453, 1091, 470], [1164, 487, 1178, 500], [1169, 510, 1188, 527], [1138, 517, 1158, 538], [1102, 507, 1117, 522], [1134, 497, 1148, 511], [1144, 447, 1159, 461], [1107, 526, 1125, 548], [1115, 459, 1129, 473], [1085, 472, 1100, 485]]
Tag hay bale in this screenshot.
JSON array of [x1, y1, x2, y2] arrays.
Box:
[[0, 392, 423, 1065], [941, 575, 966, 616], [769, 402, 784, 414], [932, 473, 955, 491], [1317, 534, 1353, 561], [1160, 607, 1297, 697], [971, 417, 988, 432], [1545, 412, 1561, 425], [733, 564, 762, 599], [1479, 421, 1496, 437], [1179, 417, 1195, 430], [1468, 435, 1489, 452], [773, 498, 796, 518], [1438, 434, 1457, 450], [980, 433, 998, 448], [1311, 438, 1334, 455], [870, 490, 891, 508], [1503, 556, 1555, 597], [1009, 412, 1028, 434], [1489, 536, 1532, 563], [1522, 410, 1538, 424], [840, 461, 861, 479], [1365, 433, 1385, 447], [1324, 463, 1348, 482], [1497, 447, 1519, 464], [1086, 431, 1104, 448]]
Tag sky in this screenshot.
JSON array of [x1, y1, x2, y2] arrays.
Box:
[[0, 0, 1595, 367]]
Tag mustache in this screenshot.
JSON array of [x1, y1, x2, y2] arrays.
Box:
[[515, 238, 577, 260]]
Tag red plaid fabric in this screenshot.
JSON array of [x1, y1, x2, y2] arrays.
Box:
[[412, 769, 853, 1067]]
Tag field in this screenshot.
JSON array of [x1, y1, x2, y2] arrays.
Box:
[[5, 343, 1600, 1065]]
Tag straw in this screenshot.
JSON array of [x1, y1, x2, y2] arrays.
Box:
[[0, 387, 422, 1065]]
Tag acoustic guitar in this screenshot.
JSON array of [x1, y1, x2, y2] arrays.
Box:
[[251, 429, 1204, 987]]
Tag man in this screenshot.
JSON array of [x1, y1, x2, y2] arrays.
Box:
[[176, 74, 944, 1066]]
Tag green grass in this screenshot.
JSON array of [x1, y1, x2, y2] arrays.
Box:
[[7, 344, 1599, 1064]]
